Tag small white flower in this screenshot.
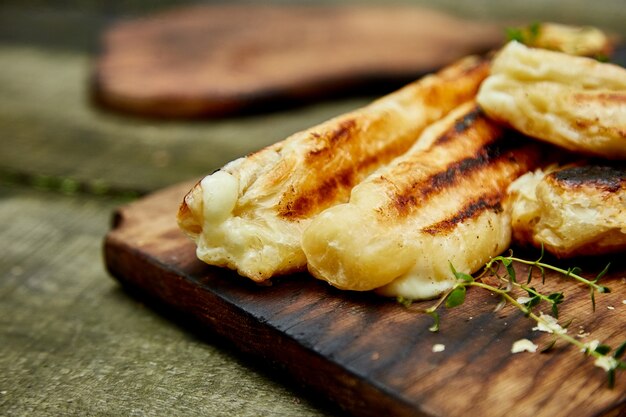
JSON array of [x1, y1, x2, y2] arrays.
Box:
[[511, 338, 538, 353], [432, 344, 445, 353], [594, 355, 618, 372], [516, 296, 533, 305], [532, 313, 567, 334], [581, 340, 600, 353]]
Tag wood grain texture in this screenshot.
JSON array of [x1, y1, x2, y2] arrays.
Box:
[[91, 5, 504, 118], [104, 181, 626, 417]]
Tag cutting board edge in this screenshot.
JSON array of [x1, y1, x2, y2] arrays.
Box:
[[102, 230, 430, 417]]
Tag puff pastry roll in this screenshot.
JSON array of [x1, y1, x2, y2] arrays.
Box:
[[477, 41, 626, 159], [178, 56, 490, 281], [302, 102, 547, 299], [509, 163, 626, 258]]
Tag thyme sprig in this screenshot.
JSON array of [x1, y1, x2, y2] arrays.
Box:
[[397, 253, 625, 388], [481, 247, 611, 312]]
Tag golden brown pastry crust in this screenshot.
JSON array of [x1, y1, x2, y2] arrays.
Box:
[[509, 164, 626, 257], [177, 56, 490, 281], [477, 41, 626, 159], [302, 102, 546, 298]]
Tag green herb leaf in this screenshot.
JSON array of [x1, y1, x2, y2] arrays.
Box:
[[551, 303, 559, 318], [527, 296, 541, 309], [548, 292, 564, 303], [595, 345, 612, 355], [445, 286, 466, 308], [529, 22, 541, 40], [590, 287, 597, 312], [449, 262, 474, 282], [396, 296, 413, 308], [613, 341, 626, 360], [594, 263, 610, 283], [526, 265, 534, 284], [502, 258, 517, 283], [456, 272, 474, 283], [505, 27, 525, 43]]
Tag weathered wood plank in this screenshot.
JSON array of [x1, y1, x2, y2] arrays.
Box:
[[104, 181, 626, 417], [0, 185, 337, 417]]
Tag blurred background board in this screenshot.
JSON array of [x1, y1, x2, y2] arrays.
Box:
[[91, 5, 504, 118]]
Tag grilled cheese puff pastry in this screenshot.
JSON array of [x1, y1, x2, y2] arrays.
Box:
[[177, 56, 490, 281], [509, 164, 626, 257], [301, 102, 546, 299], [477, 41, 626, 159]]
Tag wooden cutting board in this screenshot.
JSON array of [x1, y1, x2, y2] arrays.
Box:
[[91, 5, 504, 118], [104, 180, 626, 417]]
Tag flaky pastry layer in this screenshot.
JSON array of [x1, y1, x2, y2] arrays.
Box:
[[477, 41, 626, 159], [302, 102, 546, 299], [178, 56, 490, 281], [509, 164, 626, 257]]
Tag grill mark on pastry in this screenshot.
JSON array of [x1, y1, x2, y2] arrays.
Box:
[[279, 117, 419, 219], [276, 58, 492, 221], [421, 192, 504, 235], [387, 139, 517, 218], [306, 119, 358, 158], [548, 164, 626, 192], [433, 107, 483, 145], [279, 144, 410, 219], [381, 107, 516, 217]]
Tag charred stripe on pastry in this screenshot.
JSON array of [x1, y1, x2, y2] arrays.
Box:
[[421, 192, 504, 235], [548, 164, 626, 192], [276, 59, 491, 221], [372, 106, 535, 218]]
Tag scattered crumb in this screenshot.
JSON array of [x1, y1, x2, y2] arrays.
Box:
[[511, 339, 538, 353], [623, 300, 626, 305], [532, 313, 567, 334], [432, 344, 445, 353], [581, 340, 600, 353], [576, 328, 591, 338], [607, 306, 615, 310], [594, 355, 619, 372], [371, 352, 380, 361]]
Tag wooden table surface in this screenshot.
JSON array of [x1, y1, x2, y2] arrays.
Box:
[[1, 1, 625, 416]]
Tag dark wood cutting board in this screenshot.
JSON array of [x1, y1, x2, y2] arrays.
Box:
[[91, 5, 504, 118], [104, 180, 626, 417]]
